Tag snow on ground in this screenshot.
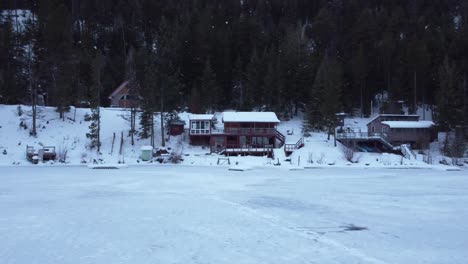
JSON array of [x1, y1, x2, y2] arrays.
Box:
[[0, 104, 457, 169], [0, 166, 467, 264]]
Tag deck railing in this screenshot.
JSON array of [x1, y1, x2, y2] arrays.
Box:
[[284, 137, 305, 153], [335, 131, 393, 148], [199, 127, 276, 135], [224, 127, 276, 135], [223, 144, 274, 153]]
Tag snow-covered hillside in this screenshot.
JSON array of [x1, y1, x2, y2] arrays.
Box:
[[0, 104, 452, 169]]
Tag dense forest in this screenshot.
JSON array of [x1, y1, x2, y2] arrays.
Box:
[[0, 0, 467, 133]]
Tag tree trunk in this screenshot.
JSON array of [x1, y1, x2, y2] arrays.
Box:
[[130, 108, 136, 146], [97, 106, 101, 153], [413, 71, 417, 114], [160, 100, 165, 147], [150, 112, 155, 147]]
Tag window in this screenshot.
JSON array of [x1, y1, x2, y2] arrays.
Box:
[[190, 120, 210, 135]]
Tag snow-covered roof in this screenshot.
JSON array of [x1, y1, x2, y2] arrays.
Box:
[[381, 121, 434, 129], [169, 119, 186, 125], [108, 81, 129, 99], [190, 114, 214, 120], [140, 146, 153, 151], [367, 114, 419, 125], [222, 112, 280, 123]]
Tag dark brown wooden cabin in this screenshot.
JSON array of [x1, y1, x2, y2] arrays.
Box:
[[168, 120, 186, 136], [209, 112, 283, 155], [367, 114, 435, 148]]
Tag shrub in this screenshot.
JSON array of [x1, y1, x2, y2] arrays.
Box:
[[16, 105, 23, 116], [342, 146, 360, 163], [57, 144, 68, 163]]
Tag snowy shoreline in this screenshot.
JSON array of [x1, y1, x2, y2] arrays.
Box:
[[0, 162, 461, 172]]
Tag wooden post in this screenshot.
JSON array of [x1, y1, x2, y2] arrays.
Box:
[[334, 127, 337, 147], [73, 107, 77, 122], [110, 132, 116, 154], [119, 131, 124, 163]]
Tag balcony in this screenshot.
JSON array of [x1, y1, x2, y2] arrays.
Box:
[[190, 129, 211, 135], [223, 127, 276, 135]]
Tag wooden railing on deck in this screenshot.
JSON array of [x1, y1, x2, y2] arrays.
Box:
[[284, 137, 304, 153]]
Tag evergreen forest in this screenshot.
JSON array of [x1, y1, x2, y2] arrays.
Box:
[[1, 0, 467, 132]]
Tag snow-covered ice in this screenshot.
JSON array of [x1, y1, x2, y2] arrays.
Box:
[[0, 166, 467, 264]]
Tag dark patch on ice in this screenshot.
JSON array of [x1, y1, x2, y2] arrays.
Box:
[[247, 196, 318, 211], [0, 188, 11, 196], [301, 224, 368, 235], [341, 224, 368, 231]]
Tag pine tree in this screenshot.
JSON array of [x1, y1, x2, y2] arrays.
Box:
[[0, 13, 25, 103], [37, 0, 75, 119], [139, 108, 153, 139], [86, 108, 101, 150], [125, 47, 140, 146], [435, 57, 463, 131], [201, 59, 217, 112], [307, 53, 343, 139], [86, 51, 104, 151], [231, 57, 245, 109], [244, 49, 263, 110]]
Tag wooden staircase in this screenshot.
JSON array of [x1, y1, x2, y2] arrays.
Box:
[[275, 130, 286, 148], [284, 137, 305, 156]]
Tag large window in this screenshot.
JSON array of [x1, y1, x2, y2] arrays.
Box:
[[191, 121, 210, 134], [252, 136, 269, 147]]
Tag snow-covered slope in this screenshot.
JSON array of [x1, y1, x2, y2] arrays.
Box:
[[0, 104, 446, 169]]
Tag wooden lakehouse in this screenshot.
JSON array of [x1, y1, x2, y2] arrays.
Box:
[[108, 81, 141, 108], [367, 114, 435, 148], [188, 112, 296, 156], [336, 114, 436, 151]]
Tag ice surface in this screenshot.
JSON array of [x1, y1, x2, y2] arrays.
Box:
[[0, 166, 467, 264]]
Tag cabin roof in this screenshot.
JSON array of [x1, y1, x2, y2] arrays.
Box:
[[190, 114, 214, 120], [381, 121, 434, 129], [222, 112, 280, 123], [367, 114, 419, 125], [108, 80, 129, 99], [169, 119, 186, 125]]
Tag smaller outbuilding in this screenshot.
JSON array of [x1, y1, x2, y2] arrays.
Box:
[[168, 120, 186, 136]]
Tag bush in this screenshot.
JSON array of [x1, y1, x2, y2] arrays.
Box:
[[169, 152, 183, 164], [83, 113, 92, 122], [342, 146, 360, 163], [16, 105, 23, 116], [57, 144, 68, 163]]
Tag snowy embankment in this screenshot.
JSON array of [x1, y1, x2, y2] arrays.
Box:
[[0, 104, 457, 170], [0, 166, 467, 264]]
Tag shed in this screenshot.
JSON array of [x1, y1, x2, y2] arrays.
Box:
[[168, 120, 186, 136], [140, 146, 153, 161]]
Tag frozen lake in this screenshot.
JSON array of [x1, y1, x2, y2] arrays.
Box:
[[0, 166, 467, 264]]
